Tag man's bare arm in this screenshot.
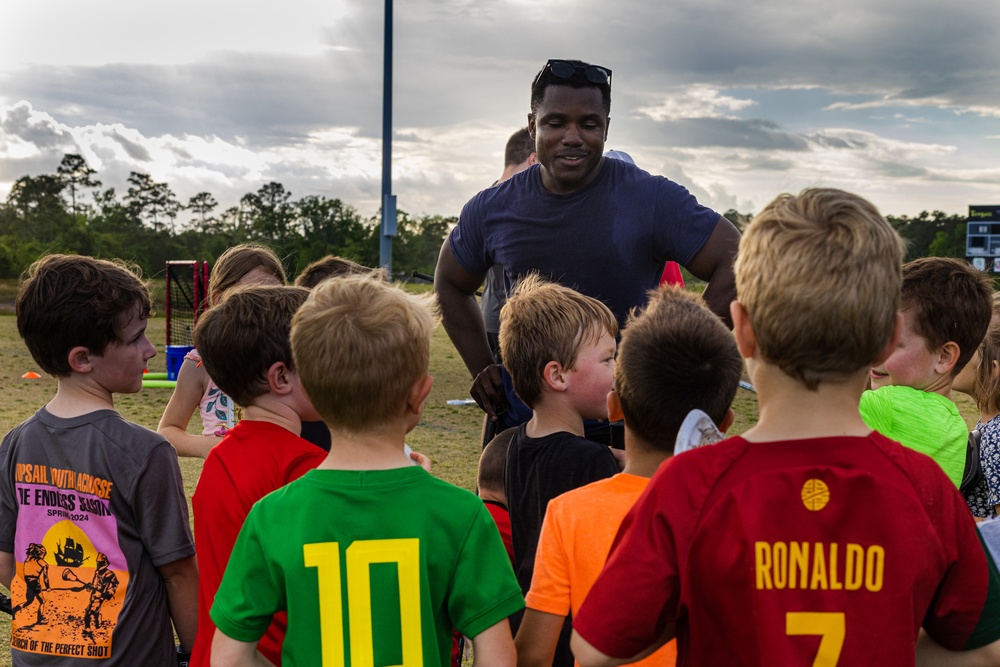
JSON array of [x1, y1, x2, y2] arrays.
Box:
[[434, 236, 506, 419], [684, 215, 741, 328]]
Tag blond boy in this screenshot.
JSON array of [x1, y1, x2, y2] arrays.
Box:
[[572, 189, 1000, 666], [499, 274, 621, 665], [516, 286, 742, 667], [210, 275, 522, 667]]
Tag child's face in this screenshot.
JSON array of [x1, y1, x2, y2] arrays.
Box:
[[566, 328, 617, 420], [870, 308, 945, 392], [91, 308, 157, 394]]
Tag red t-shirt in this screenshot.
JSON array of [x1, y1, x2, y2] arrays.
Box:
[[575, 433, 1000, 666], [191, 420, 327, 667], [483, 500, 514, 564]]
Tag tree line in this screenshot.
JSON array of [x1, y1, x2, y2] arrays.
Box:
[[0, 154, 452, 281], [0, 154, 974, 282]]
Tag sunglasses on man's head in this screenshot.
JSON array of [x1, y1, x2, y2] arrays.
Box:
[[541, 59, 612, 86]]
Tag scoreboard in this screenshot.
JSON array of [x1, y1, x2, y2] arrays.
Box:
[[965, 205, 1000, 272]]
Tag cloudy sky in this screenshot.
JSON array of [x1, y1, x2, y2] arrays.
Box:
[[2, 0, 999, 226]]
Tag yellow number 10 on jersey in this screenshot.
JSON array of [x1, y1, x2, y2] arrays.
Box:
[[304, 538, 423, 667]]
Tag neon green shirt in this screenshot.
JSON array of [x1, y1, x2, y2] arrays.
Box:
[[860, 385, 968, 487], [211, 466, 524, 665]]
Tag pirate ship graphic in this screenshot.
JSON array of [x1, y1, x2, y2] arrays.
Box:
[[54, 536, 89, 567]]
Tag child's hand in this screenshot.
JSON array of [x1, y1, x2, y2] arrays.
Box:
[[410, 450, 432, 473]]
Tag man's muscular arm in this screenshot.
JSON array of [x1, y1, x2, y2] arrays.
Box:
[[684, 215, 741, 328], [434, 236, 507, 420]]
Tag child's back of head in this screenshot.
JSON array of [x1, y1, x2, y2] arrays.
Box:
[[734, 188, 904, 388], [16, 254, 152, 377], [194, 285, 309, 407], [499, 273, 618, 409], [479, 427, 518, 501], [291, 274, 437, 433], [294, 255, 388, 288], [209, 243, 286, 303], [899, 257, 993, 381], [616, 285, 742, 449]]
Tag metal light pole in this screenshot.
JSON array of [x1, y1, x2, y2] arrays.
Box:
[[379, 0, 396, 273]]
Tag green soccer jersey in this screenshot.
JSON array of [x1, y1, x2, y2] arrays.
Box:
[[211, 465, 524, 665], [860, 385, 968, 487]]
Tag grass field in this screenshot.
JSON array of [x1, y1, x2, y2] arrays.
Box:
[[0, 303, 980, 664]]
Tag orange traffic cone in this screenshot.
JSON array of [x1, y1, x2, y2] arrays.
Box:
[[21, 372, 41, 379]]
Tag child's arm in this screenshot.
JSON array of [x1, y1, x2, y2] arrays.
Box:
[[0, 550, 13, 590], [158, 359, 220, 458], [211, 630, 276, 667], [514, 609, 564, 667], [471, 618, 516, 667], [158, 555, 199, 653], [571, 626, 673, 667], [916, 630, 1000, 667]]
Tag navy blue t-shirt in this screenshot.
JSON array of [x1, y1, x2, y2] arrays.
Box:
[[450, 157, 720, 326]]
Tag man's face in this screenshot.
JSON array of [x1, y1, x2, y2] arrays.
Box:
[[528, 85, 609, 195]]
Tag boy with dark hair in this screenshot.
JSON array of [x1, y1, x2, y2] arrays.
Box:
[[572, 189, 1000, 665], [862, 256, 994, 487], [189, 284, 327, 667], [516, 286, 741, 667], [210, 275, 522, 666], [0, 254, 197, 665]]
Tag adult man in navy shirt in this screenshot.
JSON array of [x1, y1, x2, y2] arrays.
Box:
[[435, 59, 741, 423]]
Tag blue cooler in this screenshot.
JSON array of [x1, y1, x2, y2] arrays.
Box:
[[166, 345, 195, 381]]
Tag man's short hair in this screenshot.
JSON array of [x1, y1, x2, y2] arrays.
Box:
[[294, 255, 388, 289], [734, 188, 904, 389], [16, 254, 152, 376], [615, 286, 742, 450], [291, 274, 437, 432], [208, 243, 286, 302], [530, 59, 611, 116], [901, 257, 993, 375], [499, 274, 618, 408], [504, 127, 535, 168], [194, 285, 309, 407], [478, 427, 518, 495]]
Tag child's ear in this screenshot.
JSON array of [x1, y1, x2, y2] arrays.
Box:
[[607, 390, 624, 422], [407, 374, 434, 415], [936, 341, 960, 376], [267, 361, 293, 395], [719, 407, 735, 434], [542, 361, 568, 392], [730, 301, 756, 359], [67, 346, 94, 373]]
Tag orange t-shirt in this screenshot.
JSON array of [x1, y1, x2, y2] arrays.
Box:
[[526, 473, 677, 667]]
